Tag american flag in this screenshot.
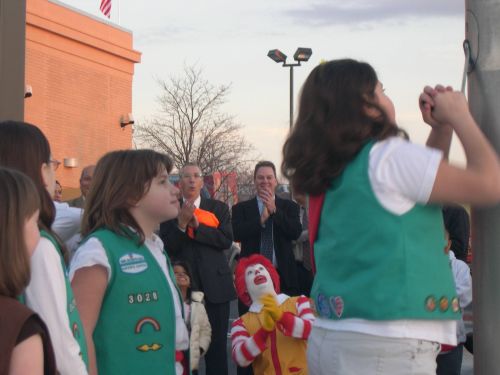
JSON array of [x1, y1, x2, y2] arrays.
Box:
[[100, 0, 111, 18]]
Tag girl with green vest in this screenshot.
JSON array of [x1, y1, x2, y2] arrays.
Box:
[[281, 59, 500, 374], [0, 121, 89, 375], [70, 150, 190, 375]]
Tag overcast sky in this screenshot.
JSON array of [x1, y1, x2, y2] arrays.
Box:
[[60, 0, 467, 175]]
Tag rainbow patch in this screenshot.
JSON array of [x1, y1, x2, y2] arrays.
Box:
[[135, 317, 161, 334]]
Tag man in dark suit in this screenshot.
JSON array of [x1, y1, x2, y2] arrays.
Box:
[[160, 163, 236, 375], [232, 161, 302, 305]]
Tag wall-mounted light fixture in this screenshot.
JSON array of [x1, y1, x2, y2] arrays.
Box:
[[63, 158, 78, 168], [24, 84, 32, 98], [120, 113, 134, 128]]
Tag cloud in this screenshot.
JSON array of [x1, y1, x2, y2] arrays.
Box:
[[285, 0, 463, 27], [134, 25, 197, 46]]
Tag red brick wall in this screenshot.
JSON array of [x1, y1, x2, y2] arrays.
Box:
[[24, 0, 141, 196]]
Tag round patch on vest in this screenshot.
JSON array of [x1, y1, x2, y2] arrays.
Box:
[[316, 294, 331, 318], [329, 296, 344, 318], [425, 295, 436, 312], [439, 296, 449, 312], [451, 297, 460, 313], [119, 253, 148, 274]]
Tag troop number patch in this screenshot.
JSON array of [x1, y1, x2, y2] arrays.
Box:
[[119, 253, 148, 274]]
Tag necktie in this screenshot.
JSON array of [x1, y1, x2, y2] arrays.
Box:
[[301, 208, 312, 271], [260, 217, 274, 262]]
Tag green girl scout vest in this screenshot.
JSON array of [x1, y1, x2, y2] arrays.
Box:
[[40, 230, 89, 367], [311, 141, 460, 321], [88, 228, 184, 375]]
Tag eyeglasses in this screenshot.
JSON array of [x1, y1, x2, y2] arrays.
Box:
[[49, 159, 61, 171], [181, 173, 203, 179]]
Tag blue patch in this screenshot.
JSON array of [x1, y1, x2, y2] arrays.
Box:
[[316, 293, 331, 318]]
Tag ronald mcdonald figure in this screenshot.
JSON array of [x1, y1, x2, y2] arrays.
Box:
[[230, 254, 315, 375]]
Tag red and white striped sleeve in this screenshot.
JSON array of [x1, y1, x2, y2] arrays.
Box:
[[230, 317, 269, 367], [276, 296, 315, 339]]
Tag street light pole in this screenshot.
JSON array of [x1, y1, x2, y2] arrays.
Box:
[[267, 48, 312, 131], [289, 65, 293, 130], [465, 1, 500, 373], [283, 63, 300, 129]]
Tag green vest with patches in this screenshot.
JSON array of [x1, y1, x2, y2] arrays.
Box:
[[311, 142, 460, 321], [89, 229, 183, 375], [39, 230, 89, 368]]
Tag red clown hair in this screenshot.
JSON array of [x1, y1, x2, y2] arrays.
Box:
[[234, 254, 280, 306]]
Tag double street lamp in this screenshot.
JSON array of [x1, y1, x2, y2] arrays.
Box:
[[267, 47, 313, 130]]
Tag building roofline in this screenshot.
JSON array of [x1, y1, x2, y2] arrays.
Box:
[[48, 0, 133, 34]]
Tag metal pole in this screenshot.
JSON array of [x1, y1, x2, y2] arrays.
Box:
[[289, 65, 294, 130], [0, 0, 26, 121], [465, 1, 500, 374]]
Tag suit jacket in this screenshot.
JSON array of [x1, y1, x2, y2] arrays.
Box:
[[160, 197, 236, 304], [231, 196, 302, 293], [67, 195, 85, 209]]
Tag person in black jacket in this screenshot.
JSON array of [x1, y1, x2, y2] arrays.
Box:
[[160, 163, 236, 375], [443, 205, 470, 262], [232, 161, 302, 308]]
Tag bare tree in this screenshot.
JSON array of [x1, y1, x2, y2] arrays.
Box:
[[134, 65, 254, 181]]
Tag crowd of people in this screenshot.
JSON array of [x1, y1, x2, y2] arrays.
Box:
[[1, 58, 499, 375]]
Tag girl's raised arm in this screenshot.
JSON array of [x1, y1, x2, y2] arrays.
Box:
[[426, 89, 500, 205]]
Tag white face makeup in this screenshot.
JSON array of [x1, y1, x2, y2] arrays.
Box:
[[244, 263, 276, 303]]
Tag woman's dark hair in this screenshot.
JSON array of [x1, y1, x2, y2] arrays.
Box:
[[0, 121, 69, 261], [0, 121, 55, 228], [172, 260, 193, 303], [282, 59, 406, 195], [81, 149, 173, 243], [0, 168, 40, 297]]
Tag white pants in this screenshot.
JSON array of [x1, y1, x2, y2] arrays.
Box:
[[307, 327, 441, 375]]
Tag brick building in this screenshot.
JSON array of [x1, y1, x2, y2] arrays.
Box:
[[24, 0, 141, 198]]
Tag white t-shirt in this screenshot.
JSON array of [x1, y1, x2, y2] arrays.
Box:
[[449, 250, 473, 343], [69, 233, 190, 351], [314, 137, 457, 345], [53, 202, 82, 242], [25, 237, 88, 375]]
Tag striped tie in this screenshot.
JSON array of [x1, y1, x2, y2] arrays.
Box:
[[260, 217, 274, 261]]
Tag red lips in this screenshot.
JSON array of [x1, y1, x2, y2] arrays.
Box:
[[254, 275, 267, 285]]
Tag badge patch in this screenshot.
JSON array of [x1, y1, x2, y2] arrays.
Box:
[[425, 296, 436, 312], [329, 296, 344, 318], [316, 294, 331, 318], [137, 343, 163, 352], [135, 317, 161, 334], [439, 296, 449, 312], [451, 297, 460, 313], [119, 253, 148, 274]]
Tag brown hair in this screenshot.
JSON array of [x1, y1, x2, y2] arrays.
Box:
[[282, 59, 406, 195], [254, 160, 277, 179], [81, 149, 173, 243], [0, 168, 40, 297], [0, 121, 54, 228], [0, 121, 69, 261]]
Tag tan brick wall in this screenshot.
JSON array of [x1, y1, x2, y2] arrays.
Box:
[[24, 0, 141, 194]]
